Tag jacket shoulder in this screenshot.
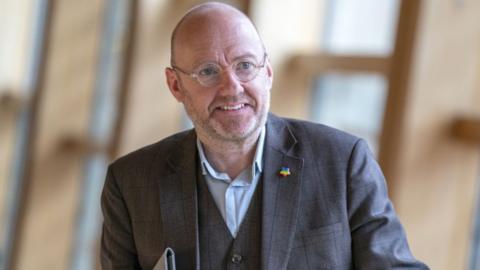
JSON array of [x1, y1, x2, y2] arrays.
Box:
[[279, 116, 360, 148], [109, 129, 195, 176]]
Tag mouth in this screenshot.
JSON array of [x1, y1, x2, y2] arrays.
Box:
[[218, 104, 246, 111]]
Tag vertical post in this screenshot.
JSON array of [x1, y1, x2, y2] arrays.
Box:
[[108, 0, 138, 160], [1, 0, 55, 269], [378, 0, 422, 201], [68, 0, 138, 269]]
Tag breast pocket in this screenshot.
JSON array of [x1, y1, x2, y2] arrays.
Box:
[[289, 222, 347, 269]]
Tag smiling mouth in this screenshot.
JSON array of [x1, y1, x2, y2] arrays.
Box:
[[218, 104, 246, 111]]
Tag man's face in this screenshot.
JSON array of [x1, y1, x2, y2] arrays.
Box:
[[166, 11, 273, 143]]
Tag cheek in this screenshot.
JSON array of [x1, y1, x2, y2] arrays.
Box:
[[190, 92, 215, 111], [247, 82, 270, 102], [181, 84, 213, 109]]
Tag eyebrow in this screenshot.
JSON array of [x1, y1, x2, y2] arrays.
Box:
[[197, 53, 259, 66], [231, 53, 260, 62]]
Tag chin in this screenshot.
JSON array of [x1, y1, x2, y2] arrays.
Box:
[[214, 123, 260, 142]]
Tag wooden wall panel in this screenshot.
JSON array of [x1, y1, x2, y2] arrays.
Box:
[[14, 1, 104, 269], [393, 0, 480, 269]]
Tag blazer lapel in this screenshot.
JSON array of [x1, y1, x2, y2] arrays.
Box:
[[261, 115, 304, 270], [156, 131, 200, 270]]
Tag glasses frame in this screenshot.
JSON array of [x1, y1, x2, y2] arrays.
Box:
[[171, 53, 268, 87]]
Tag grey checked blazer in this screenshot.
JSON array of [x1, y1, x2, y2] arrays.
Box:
[[101, 114, 428, 269]]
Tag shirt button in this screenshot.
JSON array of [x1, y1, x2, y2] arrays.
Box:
[[231, 254, 242, 264]]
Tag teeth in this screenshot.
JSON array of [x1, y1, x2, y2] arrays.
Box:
[[221, 104, 245, 111]]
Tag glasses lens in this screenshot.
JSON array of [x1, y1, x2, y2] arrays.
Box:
[[191, 54, 266, 87], [195, 63, 220, 87], [234, 60, 258, 82]]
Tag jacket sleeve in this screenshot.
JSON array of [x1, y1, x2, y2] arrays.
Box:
[[347, 139, 429, 269], [100, 166, 141, 269]]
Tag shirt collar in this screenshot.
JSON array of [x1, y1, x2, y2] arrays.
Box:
[[196, 125, 266, 181]]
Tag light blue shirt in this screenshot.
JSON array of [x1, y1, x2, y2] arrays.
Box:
[[196, 126, 265, 238]]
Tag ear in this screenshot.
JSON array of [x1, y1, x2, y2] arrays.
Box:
[[265, 59, 274, 90], [165, 67, 184, 102]]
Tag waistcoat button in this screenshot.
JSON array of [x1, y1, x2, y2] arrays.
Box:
[[231, 254, 242, 264]]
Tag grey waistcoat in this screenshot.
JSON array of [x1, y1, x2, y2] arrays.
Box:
[[197, 171, 263, 270]]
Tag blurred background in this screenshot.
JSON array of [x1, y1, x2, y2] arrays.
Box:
[[0, 0, 479, 269]]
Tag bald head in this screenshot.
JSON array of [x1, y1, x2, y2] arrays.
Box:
[[170, 2, 265, 66]]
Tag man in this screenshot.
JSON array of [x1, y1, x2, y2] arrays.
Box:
[[101, 2, 428, 269]]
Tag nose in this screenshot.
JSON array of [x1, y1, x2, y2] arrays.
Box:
[[217, 69, 243, 96]]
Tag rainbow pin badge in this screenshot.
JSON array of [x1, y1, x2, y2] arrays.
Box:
[[279, 166, 291, 177]]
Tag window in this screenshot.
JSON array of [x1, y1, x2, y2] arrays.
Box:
[[309, 0, 400, 154], [311, 73, 387, 154]]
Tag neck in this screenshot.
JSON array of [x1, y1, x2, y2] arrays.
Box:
[[198, 130, 261, 179]]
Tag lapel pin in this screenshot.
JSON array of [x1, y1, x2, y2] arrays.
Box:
[[279, 166, 291, 177]]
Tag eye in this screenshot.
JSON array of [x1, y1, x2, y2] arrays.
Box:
[[236, 61, 255, 71], [197, 64, 219, 77]]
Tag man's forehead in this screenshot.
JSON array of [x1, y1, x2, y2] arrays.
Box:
[[181, 47, 261, 68], [176, 38, 263, 68], [179, 20, 260, 47]]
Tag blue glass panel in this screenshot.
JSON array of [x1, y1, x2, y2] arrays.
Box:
[[310, 73, 387, 155], [469, 164, 480, 270], [322, 0, 400, 55], [0, 0, 50, 269]]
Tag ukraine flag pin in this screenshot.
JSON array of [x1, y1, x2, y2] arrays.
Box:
[[279, 166, 291, 177]]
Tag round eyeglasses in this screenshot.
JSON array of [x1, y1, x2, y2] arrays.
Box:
[[171, 53, 268, 87]]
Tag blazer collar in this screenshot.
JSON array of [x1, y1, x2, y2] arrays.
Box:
[[261, 113, 304, 270]]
